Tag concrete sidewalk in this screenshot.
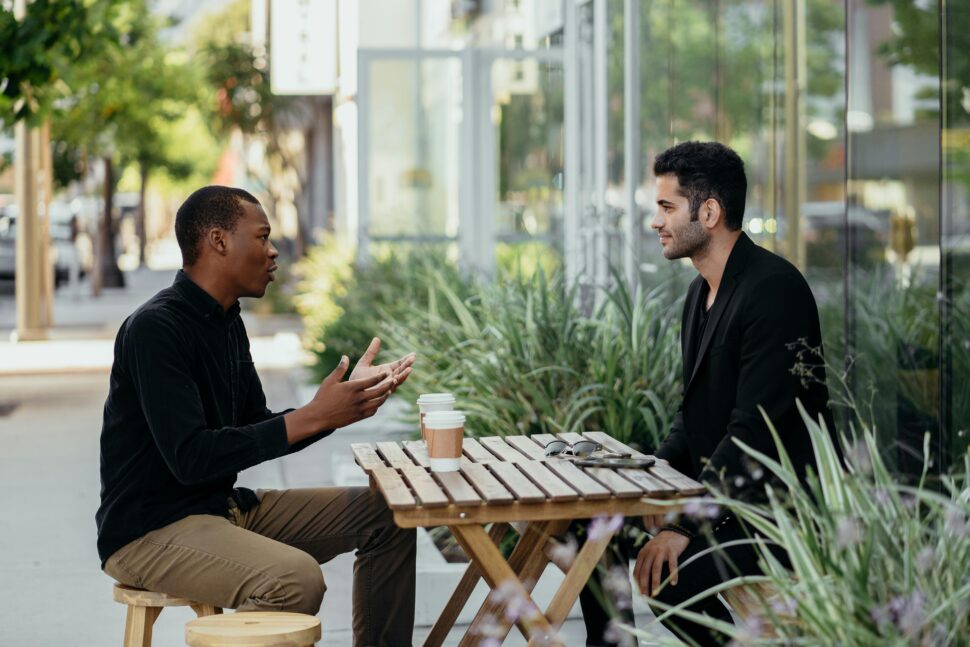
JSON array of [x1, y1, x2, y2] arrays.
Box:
[[0, 269, 309, 375]]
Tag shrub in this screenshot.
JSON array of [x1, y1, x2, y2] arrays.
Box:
[[637, 401, 970, 645], [294, 239, 470, 382], [382, 267, 684, 451]]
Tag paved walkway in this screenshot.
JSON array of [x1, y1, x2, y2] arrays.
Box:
[[0, 271, 673, 645]]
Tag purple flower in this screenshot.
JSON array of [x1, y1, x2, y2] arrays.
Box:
[[870, 604, 891, 628], [873, 488, 892, 506], [871, 591, 927, 637], [489, 579, 520, 604], [916, 546, 935, 573], [603, 566, 632, 596], [728, 613, 763, 646], [835, 516, 863, 548], [896, 591, 927, 637], [770, 595, 798, 616], [476, 613, 503, 639], [603, 620, 633, 646], [944, 508, 967, 538], [588, 513, 624, 541], [846, 440, 872, 473], [548, 536, 578, 571], [682, 500, 705, 517]]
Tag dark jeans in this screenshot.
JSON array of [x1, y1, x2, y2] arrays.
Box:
[[578, 516, 782, 647]]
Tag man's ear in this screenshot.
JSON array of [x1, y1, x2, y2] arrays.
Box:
[[205, 227, 228, 256], [701, 198, 722, 230]]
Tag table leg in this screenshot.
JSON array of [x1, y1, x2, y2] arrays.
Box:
[[450, 525, 562, 646], [459, 520, 568, 646], [423, 522, 511, 647], [524, 528, 619, 647]]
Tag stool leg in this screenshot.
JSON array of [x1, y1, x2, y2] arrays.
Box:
[[190, 603, 222, 617], [123, 605, 161, 647]]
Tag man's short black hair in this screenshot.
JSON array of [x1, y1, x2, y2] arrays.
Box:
[[653, 141, 747, 231], [175, 186, 261, 265]]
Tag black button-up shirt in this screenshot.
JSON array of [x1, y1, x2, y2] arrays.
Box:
[[96, 271, 322, 564]]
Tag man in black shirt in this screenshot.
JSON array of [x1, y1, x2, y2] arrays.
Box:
[[580, 142, 837, 646], [97, 186, 417, 646]]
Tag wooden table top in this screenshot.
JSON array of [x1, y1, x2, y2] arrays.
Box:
[[352, 431, 706, 528]]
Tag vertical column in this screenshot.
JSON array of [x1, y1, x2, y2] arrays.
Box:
[[356, 53, 371, 266], [623, 0, 641, 289], [13, 0, 48, 341], [783, 0, 807, 270], [563, 0, 581, 289], [592, 0, 608, 296]]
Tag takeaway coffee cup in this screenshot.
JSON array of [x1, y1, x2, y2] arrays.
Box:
[[417, 393, 456, 443], [424, 410, 465, 472]]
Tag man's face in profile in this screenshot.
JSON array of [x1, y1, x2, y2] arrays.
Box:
[[651, 174, 710, 261], [224, 201, 279, 298]]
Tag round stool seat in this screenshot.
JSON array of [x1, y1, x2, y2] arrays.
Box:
[[185, 612, 321, 646], [113, 582, 194, 608]]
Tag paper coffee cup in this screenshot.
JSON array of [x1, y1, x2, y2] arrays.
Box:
[[417, 393, 456, 443], [424, 410, 465, 472]]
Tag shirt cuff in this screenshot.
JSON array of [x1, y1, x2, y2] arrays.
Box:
[[252, 415, 290, 462]]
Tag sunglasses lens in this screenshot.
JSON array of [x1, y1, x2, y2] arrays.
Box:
[[544, 440, 567, 456], [572, 440, 600, 457]]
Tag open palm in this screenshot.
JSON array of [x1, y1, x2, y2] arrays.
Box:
[[350, 337, 415, 393]]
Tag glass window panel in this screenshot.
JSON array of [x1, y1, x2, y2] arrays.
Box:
[[366, 59, 462, 240], [492, 59, 564, 246], [847, 0, 941, 476], [942, 2, 970, 465]]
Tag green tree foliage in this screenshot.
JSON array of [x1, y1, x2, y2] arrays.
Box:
[[0, 0, 119, 125]]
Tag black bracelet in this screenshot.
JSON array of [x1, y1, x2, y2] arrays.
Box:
[[659, 523, 695, 539]]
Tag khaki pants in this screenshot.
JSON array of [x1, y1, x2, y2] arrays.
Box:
[[105, 487, 415, 647]]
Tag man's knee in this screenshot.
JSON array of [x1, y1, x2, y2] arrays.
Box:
[[252, 550, 326, 615]]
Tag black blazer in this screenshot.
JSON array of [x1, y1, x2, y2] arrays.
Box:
[[655, 233, 838, 499]]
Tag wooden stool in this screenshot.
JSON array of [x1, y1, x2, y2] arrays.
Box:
[[185, 612, 321, 646], [113, 582, 222, 647]]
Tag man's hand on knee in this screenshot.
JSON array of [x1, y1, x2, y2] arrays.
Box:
[[633, 530, 689, 597]]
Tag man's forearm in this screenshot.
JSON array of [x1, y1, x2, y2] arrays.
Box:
[[283, 406, 327, 446]]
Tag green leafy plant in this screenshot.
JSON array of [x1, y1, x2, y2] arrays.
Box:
[[381, 266, 683, 451], [635, 400, 970, 646], [294, 240, 471, 382]]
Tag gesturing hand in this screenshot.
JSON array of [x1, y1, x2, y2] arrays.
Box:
[[633, 530, 690, 597], [350, 337, 415, 394], [311, 355, 397, 430]]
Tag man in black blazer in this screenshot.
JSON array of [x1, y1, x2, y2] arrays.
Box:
[[580, 141, 837, 646]]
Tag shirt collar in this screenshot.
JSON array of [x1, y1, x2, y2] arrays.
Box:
[[173, 270, 241, 323]]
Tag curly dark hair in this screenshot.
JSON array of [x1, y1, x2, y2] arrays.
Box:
[[653, 141, 747, 231], [175, 186, 261, 266]]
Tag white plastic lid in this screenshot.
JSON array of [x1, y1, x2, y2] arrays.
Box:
[[424, 410, 466, 430], [417, 393, 456, 405]]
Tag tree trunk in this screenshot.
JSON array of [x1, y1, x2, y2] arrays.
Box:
[[94, 155, 125, 294], [136, 160, 148, 268]]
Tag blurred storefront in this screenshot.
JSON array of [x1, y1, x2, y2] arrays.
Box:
[[321, 0, 969, 472]]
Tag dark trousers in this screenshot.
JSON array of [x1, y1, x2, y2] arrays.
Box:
[[578, 517, 779, 647]]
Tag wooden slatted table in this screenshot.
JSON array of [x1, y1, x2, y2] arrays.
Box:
[[352, 432, 705, 647]]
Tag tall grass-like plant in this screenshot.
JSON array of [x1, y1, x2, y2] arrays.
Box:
[[293, 240, 471, 381], [636, 403, 970, 646], [382, 267, 683, 451]]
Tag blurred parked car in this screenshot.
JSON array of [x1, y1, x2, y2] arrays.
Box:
[[0, 213, 14, 281], [0, 204, 84, 287]]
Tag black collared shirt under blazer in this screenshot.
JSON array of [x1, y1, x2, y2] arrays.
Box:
[[96, 271, 328, 565], [655, 233, 839, 529]]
